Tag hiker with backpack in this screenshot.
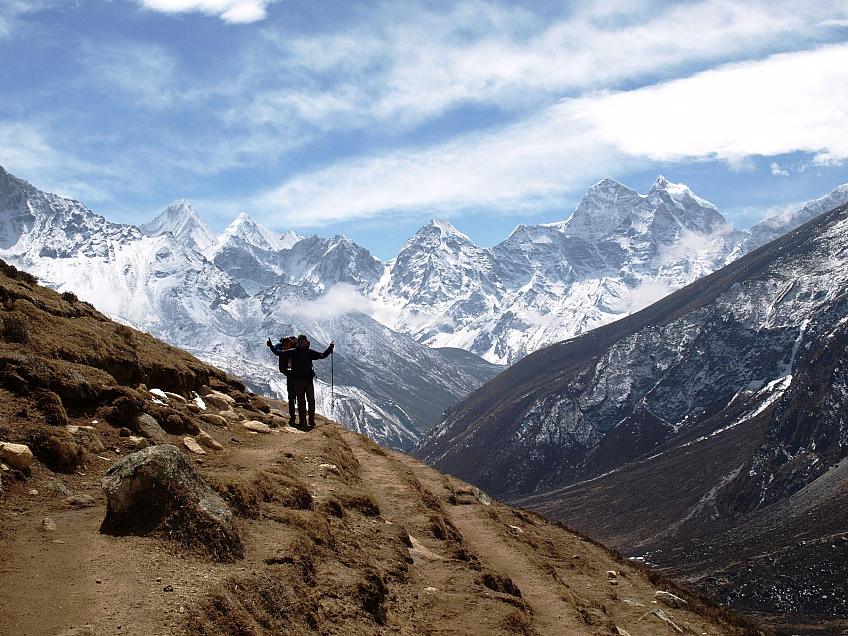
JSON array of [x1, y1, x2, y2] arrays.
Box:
[[268, 334, 334, 428], [267, 336, 299, 424]]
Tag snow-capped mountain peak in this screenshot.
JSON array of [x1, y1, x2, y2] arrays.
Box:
[[211, 212, 294, 254], [650, 175, 720, 212], [559, 176, 643, 241], [140, 199, 217, 253], [279, 229, 303, 250]]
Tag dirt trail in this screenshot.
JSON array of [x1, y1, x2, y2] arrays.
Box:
[[2, 417, 759, 636]]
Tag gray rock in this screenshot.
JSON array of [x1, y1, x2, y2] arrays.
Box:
[[65, 425, 106, 453], [0, 441, 33, 470], [164, 391, 187, 404], [48, 480, 71, 495], [67, 494, 96, 507], [40, 517, 57, 532], [196, 430, 223, 451], [199, 413, 228, 428], [218, 409, 242, 423], [100, 445, 242, 559], [472, 486, 491, 506], [183, 437, 206, 455], [204, 391, 234, 409], [128, 413, 169, 445], [242, 420, 271, 434]]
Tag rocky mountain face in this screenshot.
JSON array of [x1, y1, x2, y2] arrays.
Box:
[[373, 176, 847, 365], [413, 202, 848, 632], [140, 199, 218, 253], [0, 259, 767, 636], [0, 166, 499, 451]]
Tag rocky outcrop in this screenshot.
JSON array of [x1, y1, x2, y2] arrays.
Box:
[[100, 445, 242, 560]]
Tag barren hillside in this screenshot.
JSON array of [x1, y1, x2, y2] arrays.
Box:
[[0, 259, 769, 636]]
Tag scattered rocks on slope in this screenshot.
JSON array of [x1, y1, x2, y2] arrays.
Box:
[[100, 444, 242, 560]]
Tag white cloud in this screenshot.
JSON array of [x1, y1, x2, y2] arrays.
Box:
[[287, 284, 376, 321], [254, 103, 633, 225], [80, 41, 184, 110], [252, 42, 848, 226], [771, 162, 790, 176], [629, 280, 672, 313], [571, 44, 848, 164], [230, 0, 847, 136], [135, 0, 274, 23]]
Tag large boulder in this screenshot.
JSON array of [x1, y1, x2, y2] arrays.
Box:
[[100, 445, 242, 560]]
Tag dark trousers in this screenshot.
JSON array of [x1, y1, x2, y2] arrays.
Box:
[[292, 379, 316, 426], [286, 378, 297, 421]]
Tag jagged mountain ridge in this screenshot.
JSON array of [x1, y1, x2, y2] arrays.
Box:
[[0, 166, 498, 451], [188, 173, 847, 366], [122, 171, 848, 370], [412, 201, 848, 629]]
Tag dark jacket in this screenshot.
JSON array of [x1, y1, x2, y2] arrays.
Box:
[[280, 344, 333, 381]]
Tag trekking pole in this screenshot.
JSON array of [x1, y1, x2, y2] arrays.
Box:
[[330, 348, 334, 417]]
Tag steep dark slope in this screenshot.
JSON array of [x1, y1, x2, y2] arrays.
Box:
[[413, 203, 848, 632]]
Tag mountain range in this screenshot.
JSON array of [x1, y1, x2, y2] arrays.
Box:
[[413, 199, 848, 633], [2, 163, 847, 451], [0, 166, 499, 451]]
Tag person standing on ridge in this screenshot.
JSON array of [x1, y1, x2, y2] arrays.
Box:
[[277, 334, 334, 428], [267, 336, 299, 424]]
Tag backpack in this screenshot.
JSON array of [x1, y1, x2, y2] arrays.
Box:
[[277, 336, 298, 374]]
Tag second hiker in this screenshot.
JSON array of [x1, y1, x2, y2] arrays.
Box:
[[278, 334, 334, 428], [267, 336, 299, 424]]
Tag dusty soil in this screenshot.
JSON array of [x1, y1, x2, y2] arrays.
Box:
[[1, 404, 773, 636]]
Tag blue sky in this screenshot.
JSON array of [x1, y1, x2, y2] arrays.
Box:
[[2, 0, 848, 260]]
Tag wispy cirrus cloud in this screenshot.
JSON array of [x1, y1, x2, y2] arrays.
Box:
[[253, 42, 848, 226], [227, 0, 848, 137], [2, 0, 847, 235]]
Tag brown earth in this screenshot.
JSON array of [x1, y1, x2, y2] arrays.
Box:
[[0, 260, 773, 635]]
